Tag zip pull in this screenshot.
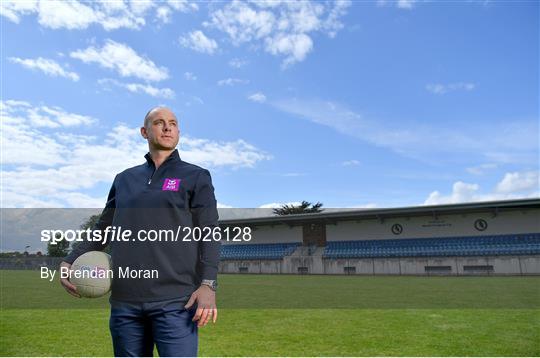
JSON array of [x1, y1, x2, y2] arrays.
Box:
[[148, 167, 157, 185]]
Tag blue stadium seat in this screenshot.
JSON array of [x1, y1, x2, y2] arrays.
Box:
[[221, 242, 301, 260], [223, 233, 540, 260], [322, 232, 540, 259]]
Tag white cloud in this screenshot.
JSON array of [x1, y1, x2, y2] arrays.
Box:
[[129, 0, 154, 16], [204, 0, 351, 66], [342, 160, 360, 166], [424, 171, 540, 205], [124, 83, 174, 99], [167, 0, 198, 12], [2, 99, 95, 129], [36, 0, 98, 30], [466, 163, 498, 175], [180, 138, 272, 169], [269, 98, 539, 167], [495, 171, 539, 194], [0, 100, 96, 167], [426, 82, 476, 95], [207, 1, 275, 44], [0, 0, 198, 30], [184, 72, 197, 80], [179, 30, 218, 54], [8, 57, 79, 81], [282, 173, 305, 177], [185, 96, 204, 106], [378, 0, 418, 9], [40, 106, 96, 127], [0, 0, 37, 23], [397, 0, 417, 9], [324, 0, 351, 37], [217, 78, 249, 86], [3, 1, 348, 66], [217, 208, 275, 219], [55, 192, 108, 208], [248, 92, 267, 103], [259, 201, 302, 209], [70, 39, 168, 82], [1, 99, 271, 208], [258, 202, 369, 211], [265, 33, 313, 67], [229, 58, 248, 68], [98, 78, 175, 99], [425, 181, 480, 205], [155, 5, 172, 23], [346, 203, 378, 209]]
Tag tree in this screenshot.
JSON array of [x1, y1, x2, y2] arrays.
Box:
[[47, 232, 70, 257], [273, 201, 323, 215], [0, 251, 24, 258], [70, 214, 111, 255]]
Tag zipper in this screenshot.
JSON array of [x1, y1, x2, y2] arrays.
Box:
[[148, 168, 157, 185], [147, 153, 176, 185]]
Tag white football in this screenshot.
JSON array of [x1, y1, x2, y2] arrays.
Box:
[[70, 251, 112, 298]]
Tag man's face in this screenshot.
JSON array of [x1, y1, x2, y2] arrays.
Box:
[[141, 108, 180, 151]]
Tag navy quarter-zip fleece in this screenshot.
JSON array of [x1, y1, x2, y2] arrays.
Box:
[[64, 149, 220, 302]]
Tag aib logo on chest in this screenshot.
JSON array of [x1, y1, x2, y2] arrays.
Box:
[[162, 178, 181, 191]]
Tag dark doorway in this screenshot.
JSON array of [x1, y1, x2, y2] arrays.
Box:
[[302, 223, 326, 246]]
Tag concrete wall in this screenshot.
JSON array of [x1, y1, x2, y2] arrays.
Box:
[[221, 224, 302, 245], [219, 255, 540, 275], [0, 257, 63, 270], [216, 207, 540, 275], [3, 255, 538, 276], [400, 258, 430, 275], [373, 258, 401, 275], [519, 256, 540, 275], [326, 209, 540, 242], [348, 258, 376, 274], [219, 259, 279, 274]]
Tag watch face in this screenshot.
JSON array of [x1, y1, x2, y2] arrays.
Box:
[[202, 280, 217, 290]]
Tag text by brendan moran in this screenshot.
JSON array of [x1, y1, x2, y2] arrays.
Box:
[[40, 266, 158, 282]]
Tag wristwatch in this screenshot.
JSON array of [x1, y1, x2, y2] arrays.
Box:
[[201, 279, 217, 291]]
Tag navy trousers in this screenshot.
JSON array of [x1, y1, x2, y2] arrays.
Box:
[[109, 297, 198, 357]]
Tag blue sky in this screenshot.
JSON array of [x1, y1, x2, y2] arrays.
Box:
[[1, 0, 539, 209]]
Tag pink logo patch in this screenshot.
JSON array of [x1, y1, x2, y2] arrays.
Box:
[[162, 178, 181, 191]]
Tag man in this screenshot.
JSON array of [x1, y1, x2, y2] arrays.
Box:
[[60, 107, 220, 357]]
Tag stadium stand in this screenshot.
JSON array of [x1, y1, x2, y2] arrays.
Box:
[[221, 242, 300, 260], [220, 233, 540, 260], [217, 199, 540, 275], [323, 233, 540, 259]]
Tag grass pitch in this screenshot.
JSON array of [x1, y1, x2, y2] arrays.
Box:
[[1, 270, 539, 356]]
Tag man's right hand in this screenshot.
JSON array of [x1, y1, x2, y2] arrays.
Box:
[[59, 261, 81, 298]]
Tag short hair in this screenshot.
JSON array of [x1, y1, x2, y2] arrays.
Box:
[[143, 106, 176, 128]]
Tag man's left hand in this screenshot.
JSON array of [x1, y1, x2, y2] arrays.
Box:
[[185, 285, 217, 327]]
